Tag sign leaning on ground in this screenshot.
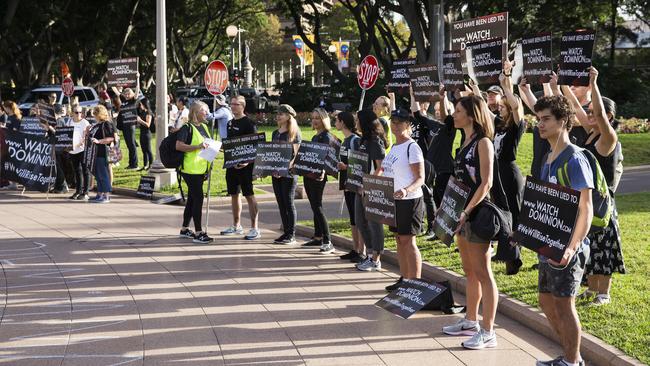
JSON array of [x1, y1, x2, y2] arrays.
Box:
[[204, 60, 229, 96], [433, 177, 471, 246], [409, 63, 440, 102], [451, 12, 508, 70], [222, 133, 265, 169], [558, 29, 596, 86], [293, 142, 330, 177], [345, 150, 369, 194], [362, 174, 396, 227], [521, 33, 553, 84], [253, 142, 293, 178], [376, 279, 447, 319], [465, 37, 506, 85], [442, 51, 465, 91], [136, 176, 156, 200], [514, 176, 581, 263], [106, 57, 139, 88]]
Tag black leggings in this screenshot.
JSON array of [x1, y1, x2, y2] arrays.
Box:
[[140, 130, 153, 167], [69, 152, 89, 194], [433, 172, 452, 207], [272, 176, 298, 237], [421, 184, 436, 225], [181, 173, 204, 233], [304, 177, 330, 242]]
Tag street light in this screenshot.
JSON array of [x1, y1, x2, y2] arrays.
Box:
[[200, 54, 209, 63], [152, 49, 157, 57], [328, 44, 337, 53]]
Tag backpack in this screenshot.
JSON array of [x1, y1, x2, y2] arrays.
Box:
[[159, 124, 192, 169], [547, 145, 613, 235], [406, 141, 435, 187]]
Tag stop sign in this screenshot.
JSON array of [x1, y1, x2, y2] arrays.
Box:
[[204, 60, 229, 96], [62, 77, 74, 97], [357, 55, 380, 90]]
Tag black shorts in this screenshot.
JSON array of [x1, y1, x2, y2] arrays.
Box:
[[344, 190, 356, 226], [538, 245, 590, 297], [226, 165, 255, 196], [389, 197, 424, 235]]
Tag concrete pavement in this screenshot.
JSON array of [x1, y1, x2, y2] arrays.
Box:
[[0, 191, 567, 365]]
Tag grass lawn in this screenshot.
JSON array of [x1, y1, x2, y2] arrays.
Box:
[[112, 126, 649, 196], [300, 191, 650, 364]]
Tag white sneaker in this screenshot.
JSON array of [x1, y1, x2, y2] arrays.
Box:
[[244, 228, 261, 240], [220, 225, 243, 235], [319, 242, 334, 254], [461, 328, 497, 350], [442, 317, 480, 336], [356, 258, 381, 271], [590, 294, 611, 306]]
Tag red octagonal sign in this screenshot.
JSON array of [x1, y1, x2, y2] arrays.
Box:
[[357, 55, 380, 90], [62, 77, 74, 97], [204, 60, 229, 96]]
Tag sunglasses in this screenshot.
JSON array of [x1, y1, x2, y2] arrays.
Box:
[[74, 111, 83, 114], [230, 102, 242, 106]]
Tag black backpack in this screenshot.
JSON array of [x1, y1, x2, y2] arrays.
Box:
[[159, 124, 192, 169]]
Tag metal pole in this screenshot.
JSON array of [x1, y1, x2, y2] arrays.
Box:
[[204, 95, 217, 234], [150, 0, 169, 171], [237, 24, 242, 71], [358, 89, 366, 111]]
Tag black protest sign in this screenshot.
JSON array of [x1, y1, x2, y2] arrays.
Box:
[[107, 57, 139, 88], [324, 138, 341, 177], [514, 176, 581, 263], [433, 177, 471, 246], [1, 130, 56, 192], [409, 64, 440, 102], [345, 150, 369, 194], [19, 117, 46, 135], [465, 38, 506, 85], [136, 176, 156, 200], [222, 133, 266, 169], [451, 12, 508, 70], [54, 127, 74, 151], [521, 33, 553, 84], [387, 58, 416, 95], [362, 174, 396, 226], [252, 142, 293, 178], [120, 102, 138, 126], [558, 30, 596, 87], [442, 51, 465, 91], [37, 103, 56, 126], [294, 142, 330, 177], [375, 279, 447, 319]]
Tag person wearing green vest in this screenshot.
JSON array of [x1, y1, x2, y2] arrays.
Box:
[[175, 101, 213, 244]]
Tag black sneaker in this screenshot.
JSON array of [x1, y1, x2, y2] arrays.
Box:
[[385, 277, 404, 292], [303, 238, 322, 246], [278, 236, 296, 245], [179, 228, 195, 239], [422, 226, 436, 239], [69, 192, 80, 200], [76, 193, 90, 201], [339, 250, 357, 260], [193, 232, 214, 244], [505, 259, 523, 276], [274, 233, 288, 243], [350, 253, 365, 263]]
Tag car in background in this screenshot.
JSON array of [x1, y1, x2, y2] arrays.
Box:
[[18, 85, 99, 116]]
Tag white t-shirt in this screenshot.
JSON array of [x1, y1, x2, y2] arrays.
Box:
[[173, 108, 189, 129], [381, 139, 424, 200], [70, 119, 91, 155]]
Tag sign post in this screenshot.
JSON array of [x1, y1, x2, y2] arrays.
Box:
[[357, 55, 380, 111]]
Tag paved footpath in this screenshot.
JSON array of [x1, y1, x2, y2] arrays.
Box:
[[0, 192, 563, 365]]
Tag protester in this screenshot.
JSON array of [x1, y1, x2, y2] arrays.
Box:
[[136, 96, 153, 170], [485, 85, 503, 114], [168, 93, 178, 128], [441, 95, 499, 350], [354, 109, 387, 272], [119, 88, 139, 170], [68, 105, 91, 200], [271, 104, 301, 245], [51, 104, 73, 194], [0, 101, 21, 190], [87, 105, 115, 203], [372, 96, 393, 150], [335, 111, 365, 263], [378, 107, 425, 280], [302, 107, 336, 253], [171, 96, 190, 133], [210, 94, 234, 139], [220, 95, 260, 240], [175, 101, 213, 244], [533, 95, 593, 366]]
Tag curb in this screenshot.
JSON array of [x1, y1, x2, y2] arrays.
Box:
[[294, 224, 644, 366]]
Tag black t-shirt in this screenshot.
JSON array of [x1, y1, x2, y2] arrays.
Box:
[[176, 123, 210, 144], [339, 134, 361, 190], [410, 116, 429, 153], [415, 114, 456, 174], [137, 98, 152, 133], [493, 118, 526, 163], [93, 122, 116, 158], [5, 115, 21, 131], [227, 115, 256, 138], [311, 130, 334, 144], [358, 136, 385, 174], [272, 128, 302, 161]]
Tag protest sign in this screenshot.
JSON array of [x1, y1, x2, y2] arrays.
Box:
[[362, 174, 396, 226], [252, 142, 293, 178], [19, 117, 46, 135], [465, 38, 506, 85], [451, 12, 508, 70], [409, 64, 440, 102], [324, 138, 341, 177], [514, 176, 581, 263], [37, 103, 56, 126], [54, 127, 74, 151], [136, 176, 156, 200], [120, 102, 138, 126], [345, 150, 369, 194], [1, 130, 55, 192], [558, 30, 596, 86], [433, 177, 471, 246], [387, 58, 416, 95], [442, 51, 465, 91], [107, 57, 139, 88], [222, 133, 265, 168], [293, 142, 330, 177], [376, 279, 447, 319], [521, 33, 553, 84]]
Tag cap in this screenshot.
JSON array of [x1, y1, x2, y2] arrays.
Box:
[[277, 104, 297, 117], [390, 107, 411, 121], [215, 94, 227, 106], [487, 85, 504, 95]]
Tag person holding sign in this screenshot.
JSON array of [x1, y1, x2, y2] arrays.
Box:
[[301, 108, 337, 254], [87, 105, 116, 203], [220, 96, 260, 241], [377, 108, 425, 281], [136, 96, 153, 171], [68, 105, 91, 200], [354, 109, 387, 272], [533, 96, 593, 366], [119, 88, 140, 170], [441, 95, 499, 350], [175, 101, 213, 244], [271, 104, 302, 245], [0, 101, 22, 190]]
